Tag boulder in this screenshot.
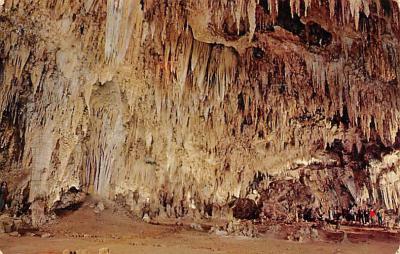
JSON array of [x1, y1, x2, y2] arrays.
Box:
[[311, 228, 319, 240], [9, 231, 21, 237], [99, 248, 110, 254], [94, 202, 105, 214], [189, 223, 203, 231], [142, 213, 151, 223], [13, 219, 23, 231], [215, 229, 228, 236], [52, 188, 86, 212], [0, 215, 15, 233], [41, 232, 53, 238]]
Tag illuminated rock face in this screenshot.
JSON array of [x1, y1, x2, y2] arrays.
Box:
[[1, 0, 400, 220]]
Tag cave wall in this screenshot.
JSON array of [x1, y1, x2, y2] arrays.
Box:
[[1, 0, 400, 218]]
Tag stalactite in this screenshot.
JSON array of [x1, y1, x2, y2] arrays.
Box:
[[1, 0, 400, 217]]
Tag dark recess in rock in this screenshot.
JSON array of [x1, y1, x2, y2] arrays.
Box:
[[277, 0, 305, 36], [305, 21, 332, 46], [253, 47, 264, 59], [276, 0, 332, 47], [259, 0, 270, 14], [232, 198, 260, 220], [237, 92, 245, 111], [381, 0, 392, 16]]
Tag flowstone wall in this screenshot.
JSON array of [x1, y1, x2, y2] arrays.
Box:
[[1, 0, 400, 222]]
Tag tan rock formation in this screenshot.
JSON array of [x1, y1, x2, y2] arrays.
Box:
[[0, 0, 400, 220]]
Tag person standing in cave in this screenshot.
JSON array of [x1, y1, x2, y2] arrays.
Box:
[[377, 209, 384, 226], [358, 208, 365, 225], [0, 182, 9, 212], [370, 208, 376, 226], [189, 197, 197, 218], [364, 208, 370, 225], [381, 209, 386, 227], [141, 197, 151, 221], [329, 207, 334, 222]]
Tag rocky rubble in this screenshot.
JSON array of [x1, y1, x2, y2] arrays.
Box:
[[0, 213, 27, 234], [93, 202, 105, 214], [52, 188, 87, 213], [0, 214, 14, 234], [209, 220, 259, 238], [286, 225, 319, 242], [62, 249, 110, 254]]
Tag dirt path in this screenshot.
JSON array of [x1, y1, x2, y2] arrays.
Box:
[[0, 206, 398, 254]]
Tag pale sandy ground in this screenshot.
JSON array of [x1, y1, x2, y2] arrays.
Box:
[[0, 205, 398, 254]]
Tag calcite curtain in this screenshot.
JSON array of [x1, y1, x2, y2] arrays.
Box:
[[1, 0, 400, 215]]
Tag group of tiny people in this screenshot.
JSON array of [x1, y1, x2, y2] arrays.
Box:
[[301, 204, 389, 227], [330, 206, 387, 226]]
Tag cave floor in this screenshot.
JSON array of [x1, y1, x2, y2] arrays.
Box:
[[0, 205, 398, 254]]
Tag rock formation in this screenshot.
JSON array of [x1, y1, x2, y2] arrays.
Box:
[[1, 0, 400, 224]]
